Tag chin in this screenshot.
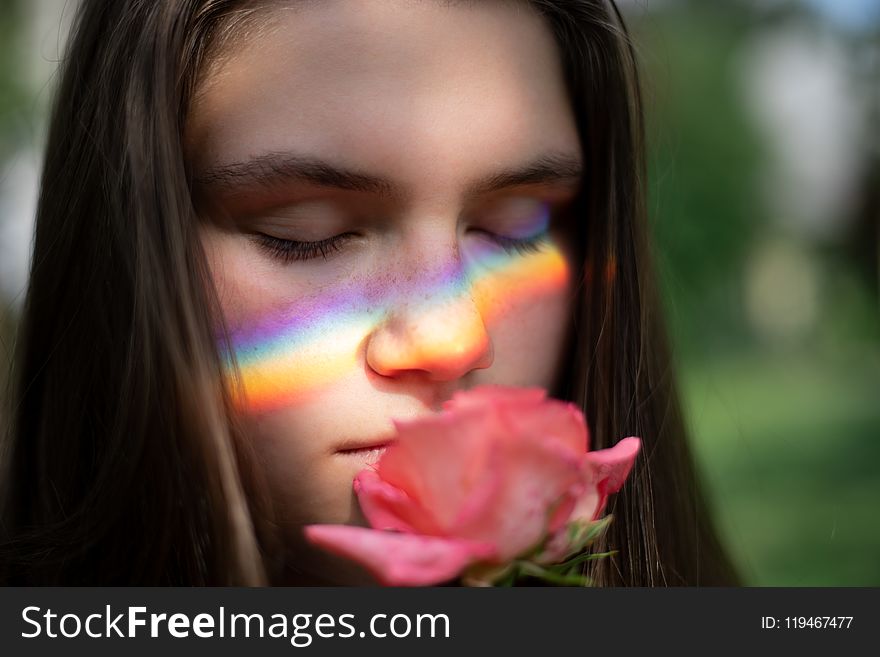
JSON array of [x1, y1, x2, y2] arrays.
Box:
[[279, 529, 378, 587]]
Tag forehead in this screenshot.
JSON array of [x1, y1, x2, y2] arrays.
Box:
[[186, 0, 579, 192]]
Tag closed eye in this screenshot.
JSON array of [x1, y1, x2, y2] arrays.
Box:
[[470, 228, 549, 257], [251, 233, 356, 263], [251, 227, 549, 265]]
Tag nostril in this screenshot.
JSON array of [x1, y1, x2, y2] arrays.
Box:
[[422, 332, 494, 382], [364, 294, 494, 382]]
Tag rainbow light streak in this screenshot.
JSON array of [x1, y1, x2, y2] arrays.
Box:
[[225, 245, 571, 414]]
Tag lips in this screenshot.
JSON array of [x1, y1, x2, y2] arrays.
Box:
[[336, 443, 392, 466], [335, 435, 394, 453], [332, 410, 428, 461], [335, 432, 396, 464], [337, 442, 391, 454]]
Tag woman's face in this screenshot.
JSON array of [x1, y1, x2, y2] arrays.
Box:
[[187, 0, 582, 583]]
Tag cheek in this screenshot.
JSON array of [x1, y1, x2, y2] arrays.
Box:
[[471, 244, 574, 385], [471, 241, 571, 317], [244, 409, 362, 525], [203, 234, 381, 413], [201, 228, 278, 329], [211, 232, 576, 412]]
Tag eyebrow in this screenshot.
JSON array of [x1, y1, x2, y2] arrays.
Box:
[[193, 151, 583, 199], [466, 153, 583, 196]]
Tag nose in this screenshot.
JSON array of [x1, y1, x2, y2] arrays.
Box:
[[365, 276, 494, 382]]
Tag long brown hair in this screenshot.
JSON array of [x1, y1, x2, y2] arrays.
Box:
[[0, 0, 738, 585]]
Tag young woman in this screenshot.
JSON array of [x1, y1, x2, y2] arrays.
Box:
[[0, 0, 739, 586]]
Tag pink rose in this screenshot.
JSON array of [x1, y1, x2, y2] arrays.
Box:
[[305, 385, 640, 586]]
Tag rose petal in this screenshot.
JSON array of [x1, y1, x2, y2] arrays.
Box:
[[450, 435, 583, 560], [445, 387, 588, 453], [546, 490, 579, 533], [303, 525, 496, 586], [442, 385, 546, 414], [573, 436, 641, 521], [586, 436, 641, 492], [354, 470, 442, 535], [568, 486, 601, 525], [377, 408, 500, 530], [535, 525, 575, 564], [496, 398, 589, 454]]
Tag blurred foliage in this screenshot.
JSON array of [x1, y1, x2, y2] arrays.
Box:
[[0, 0, 28, 159], [684, 347, 880, 585], [0, 0, 23, 429], [635, 3, 768, 352], [628, 1, 880, 585]]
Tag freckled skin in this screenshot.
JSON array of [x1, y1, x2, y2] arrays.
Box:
[[190, 0, 581, 584]]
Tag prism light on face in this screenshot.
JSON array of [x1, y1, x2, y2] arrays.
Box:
[[191, 0, 582, 583], [224, 239, 571, 414]]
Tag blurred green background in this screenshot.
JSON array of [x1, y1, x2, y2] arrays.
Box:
[[625, 0, 880, 585], [1, 0, 878, 585]]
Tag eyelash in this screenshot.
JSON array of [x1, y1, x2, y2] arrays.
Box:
[[253, 233, 355, 263], [252, 229, 549, 264], [477, 230, 549, 257]]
